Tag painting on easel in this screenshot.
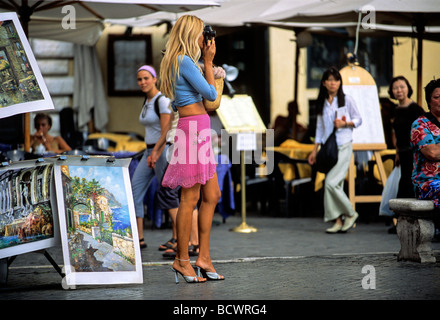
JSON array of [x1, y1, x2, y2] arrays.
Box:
[[0, 160, 59, 259], [53, 156, 142, 286]]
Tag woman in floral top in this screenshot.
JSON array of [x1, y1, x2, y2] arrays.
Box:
[[410, 79, 440, 209]]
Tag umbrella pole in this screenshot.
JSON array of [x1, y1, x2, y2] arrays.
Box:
[[417, 35, 423, 107], [291, 43, 300, 140], [19, 3, 32, 152]]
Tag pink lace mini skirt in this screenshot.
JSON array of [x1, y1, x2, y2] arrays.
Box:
[[162, 114, 216, 189]]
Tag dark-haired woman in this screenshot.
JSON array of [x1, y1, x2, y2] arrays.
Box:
[[30, 113, 72, 154], [389, 76, 425, 198], [387, 76, 425, 233], [308, 67, 362, 233]]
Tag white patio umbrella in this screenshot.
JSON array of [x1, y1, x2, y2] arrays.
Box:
[[0, 0, 221, 151], [252, 0, 440, 37], [249, 0, 440, 104], [0, 0, 222, 44], [105, 0, 279, 27], [106, 0, 440, 102]]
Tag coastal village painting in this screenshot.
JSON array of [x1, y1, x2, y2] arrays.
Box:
[[56, 158, 142, 285], [0, 162, 56, 259]]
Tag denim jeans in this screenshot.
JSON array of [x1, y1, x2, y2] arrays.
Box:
[[131, 145, 169, 218]]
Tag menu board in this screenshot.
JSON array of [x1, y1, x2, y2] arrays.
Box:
[[340, 66, 386, 151], [216, 95, 266, 133]]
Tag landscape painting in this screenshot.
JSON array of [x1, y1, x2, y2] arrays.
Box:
[[0, 12, 53, 118], [0, 161, 58, 259], [54, 157, 142, 285]]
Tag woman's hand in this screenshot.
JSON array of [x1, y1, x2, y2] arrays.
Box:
[[334, 115, 347, 129], [203, 38, 216, 65], [147, 150, 161, 169], [308, 149, 317, 165], [31, 130, 48, 150], [147, 155, 155, 169]]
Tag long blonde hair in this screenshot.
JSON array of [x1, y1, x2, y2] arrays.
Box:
[[159, 15, 204, 100]]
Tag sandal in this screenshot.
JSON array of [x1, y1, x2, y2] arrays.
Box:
[[162, 247, 176, 259], [158, 238, 176, 251], [139, 238, 147, 249], [188, 244, 199, 256]]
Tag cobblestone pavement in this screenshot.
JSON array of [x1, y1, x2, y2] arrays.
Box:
[[1, 214, 440, 303]]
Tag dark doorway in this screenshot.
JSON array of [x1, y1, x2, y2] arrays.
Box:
[[214, 26, 271, 126]]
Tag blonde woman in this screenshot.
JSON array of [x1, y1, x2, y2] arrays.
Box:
[[160, 15, 223, 283]]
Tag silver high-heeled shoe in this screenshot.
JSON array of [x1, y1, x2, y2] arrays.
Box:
[[195, 266, 225, 281], [171, 268, 204, 284]]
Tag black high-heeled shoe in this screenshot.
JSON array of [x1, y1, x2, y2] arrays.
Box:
[[139, 238, 147, 249], [195, 266, 225, 281]]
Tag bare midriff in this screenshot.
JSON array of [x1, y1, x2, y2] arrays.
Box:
[[177, 101, 207, 118]]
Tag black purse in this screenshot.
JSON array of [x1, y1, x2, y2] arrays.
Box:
[[316, 127, 338, 174], [316, 108, 342, 174]]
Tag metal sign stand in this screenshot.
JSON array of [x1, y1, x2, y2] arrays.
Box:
[[230, 133, 257, 233]]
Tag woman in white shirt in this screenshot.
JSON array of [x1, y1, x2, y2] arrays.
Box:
[[308, 67, 362, 233]]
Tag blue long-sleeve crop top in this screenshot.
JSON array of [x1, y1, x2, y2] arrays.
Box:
[[171, 55, 217, 111]]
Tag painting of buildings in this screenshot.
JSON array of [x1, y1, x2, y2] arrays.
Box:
[[0, 13, 53, 118], [0, 162, 56, 259], [0, 19, 44, 108]]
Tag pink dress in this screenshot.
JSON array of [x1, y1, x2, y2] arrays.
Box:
[[162, 114, 216, 189]]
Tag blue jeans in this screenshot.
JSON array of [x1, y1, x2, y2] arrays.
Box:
[[131, 145, 169, 218]]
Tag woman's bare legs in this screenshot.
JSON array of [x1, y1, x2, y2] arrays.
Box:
[[169, 208, 178, 239], [195, 173, 223, 277], [189, 209, 199, 252], [136, 217, 146, 247], [173, 183, 205, 281]]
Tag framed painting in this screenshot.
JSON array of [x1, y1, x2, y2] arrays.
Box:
[[107, 34, 152, 96], [0, 159, 59, 259], [0, 12, 54, 118], [53, 156, 143, 285]]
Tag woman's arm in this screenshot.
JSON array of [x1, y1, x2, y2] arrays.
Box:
[[420, 143, 440, 161], [180, 56, 217, 101], [202, 38, 216, 87], [53, 136, 72, 153], [345, 95, 362, 128], [308, 143, 320, 165], [411, 117, 440, 161], [148, 112, 172, 168]]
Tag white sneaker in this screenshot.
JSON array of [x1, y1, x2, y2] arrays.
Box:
[[341, 212, 359, 232], [326, 222, 343, 234]]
